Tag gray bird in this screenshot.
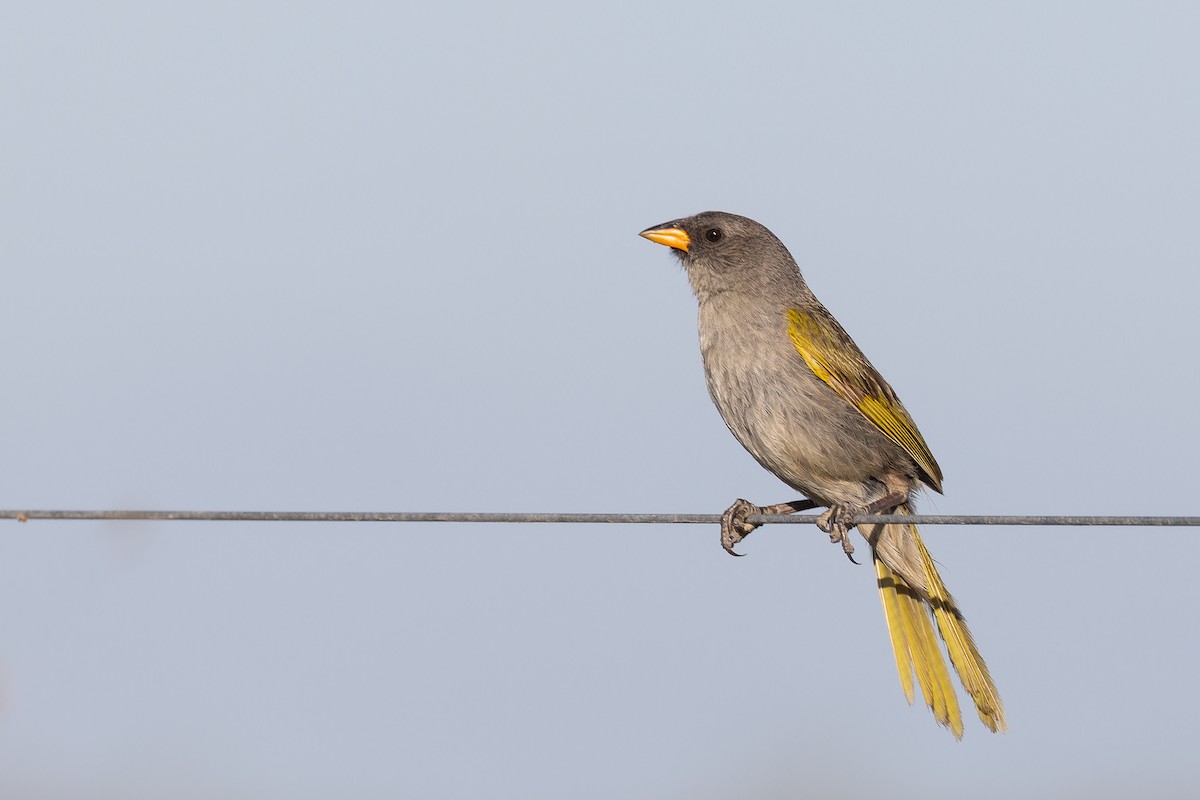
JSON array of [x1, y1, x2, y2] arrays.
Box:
[[641, 211, 1004, 738]]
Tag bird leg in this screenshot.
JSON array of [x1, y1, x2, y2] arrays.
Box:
[[815, 491, 908, 564], [721, 498, 818, 557], [862, 492, 909, 518]]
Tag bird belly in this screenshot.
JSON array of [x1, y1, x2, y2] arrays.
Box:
[[700, 323, 911, 507]]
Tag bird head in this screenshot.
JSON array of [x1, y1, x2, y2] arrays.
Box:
[[640, 211, 804, 301]]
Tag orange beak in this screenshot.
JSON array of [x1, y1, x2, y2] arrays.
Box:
[[639, 226, 690, 252]]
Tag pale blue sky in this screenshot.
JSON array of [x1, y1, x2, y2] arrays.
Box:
[[3, 3, 1199, 798]]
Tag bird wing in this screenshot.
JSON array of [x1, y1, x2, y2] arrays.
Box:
[[787, 308, 943, 492]]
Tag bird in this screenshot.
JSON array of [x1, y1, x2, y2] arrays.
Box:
[[640, 211, 1004, 738]]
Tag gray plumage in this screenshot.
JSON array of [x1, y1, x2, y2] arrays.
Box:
[[656, 211, 931, 516], [640, 210, 1004, 737]]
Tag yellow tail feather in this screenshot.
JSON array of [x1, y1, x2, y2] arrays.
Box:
[[876, 560, 915, 705], [876, 556, 964, 738], [917, 536, 1007, 733], [869, 509, 1006, 737]]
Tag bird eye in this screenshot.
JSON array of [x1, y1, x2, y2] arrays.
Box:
[[705, 228, 723, 243]]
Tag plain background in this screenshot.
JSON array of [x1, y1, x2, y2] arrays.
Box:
[[3, 3, 1198, 798]]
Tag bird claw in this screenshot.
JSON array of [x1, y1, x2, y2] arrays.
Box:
[[720, 498, 762, 557], [817, 504, 862, 564]]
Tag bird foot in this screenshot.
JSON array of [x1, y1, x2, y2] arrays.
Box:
[[720, 497, 819, 557], [720, 499, 761, 557], [816, 504, 862, 564]]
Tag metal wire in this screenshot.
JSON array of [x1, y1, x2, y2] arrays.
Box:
[[2, 509, 1198, 525]]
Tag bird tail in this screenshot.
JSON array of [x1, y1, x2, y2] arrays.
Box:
[[865, 504, 1006, 738]]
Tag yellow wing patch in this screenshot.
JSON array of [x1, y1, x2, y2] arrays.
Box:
[[787, 308, 943, 491]]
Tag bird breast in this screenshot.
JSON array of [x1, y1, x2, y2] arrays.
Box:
[[696, 295, 912, 507]]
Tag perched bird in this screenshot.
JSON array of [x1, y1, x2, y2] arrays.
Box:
[[641, 211, 1004, 738]]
